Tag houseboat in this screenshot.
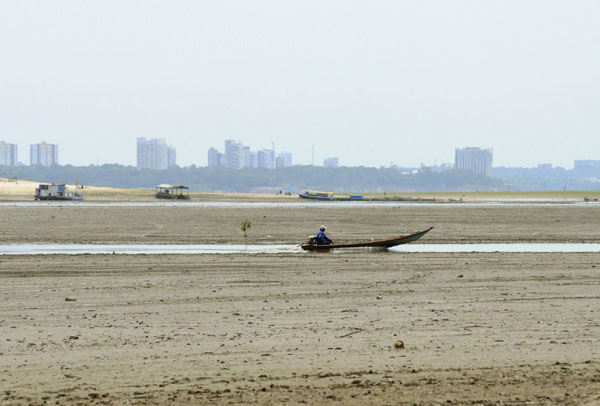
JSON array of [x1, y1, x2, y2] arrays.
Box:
[[34, 184, 84, 201], [155, 184, 190, 200]]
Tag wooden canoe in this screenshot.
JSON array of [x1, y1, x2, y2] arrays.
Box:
[[300, 227, 433, 251]]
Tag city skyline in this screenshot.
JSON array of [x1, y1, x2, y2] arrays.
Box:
[[0, 141, 60, 166], [136, 138, 176, 170], [2, 2, 599, 169], [0, 137, 598, 170], [1, 132, 598, 170], [208, 139, 293, 169]]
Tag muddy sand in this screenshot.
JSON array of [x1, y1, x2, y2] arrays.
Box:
[[0, 204, 599, 244], [1, 204, 599, 405]]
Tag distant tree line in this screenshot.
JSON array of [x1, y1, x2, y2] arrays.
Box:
[[0, 164, 505, 193], [491, 166, 600, 191]]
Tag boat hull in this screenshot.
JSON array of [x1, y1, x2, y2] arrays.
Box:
[[298, 192, 333, 201], [155, 194, 190, 200], [300, 227, 433, 251], [34, 196, 83, 201], [298, 193, 436, 202]]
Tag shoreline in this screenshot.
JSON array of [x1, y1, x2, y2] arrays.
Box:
[[2, 178, 599, 203]]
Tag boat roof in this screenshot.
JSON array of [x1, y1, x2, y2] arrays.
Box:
[[155, 184, 189, 189]]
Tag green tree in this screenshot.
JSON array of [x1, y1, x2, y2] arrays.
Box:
[[240, 220, 251, 249]]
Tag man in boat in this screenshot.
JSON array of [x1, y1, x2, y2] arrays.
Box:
[[315, 225, 333, 245]]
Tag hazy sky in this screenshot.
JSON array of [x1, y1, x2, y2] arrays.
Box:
[[1, 1, 599, 168]]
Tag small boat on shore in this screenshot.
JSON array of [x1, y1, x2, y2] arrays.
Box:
[[298, 190, 334, 200], [300, 227, 433, 251], [298, 190, 436, 202]]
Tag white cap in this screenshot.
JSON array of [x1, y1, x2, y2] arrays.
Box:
[[320, 225, 326, 230]]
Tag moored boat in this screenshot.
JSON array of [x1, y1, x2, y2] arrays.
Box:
[[34, 184, 84, 201], [300, 227, 433, 251], [155, 184, 190, 200], [298, 190, 334, 200], [298, 191, 436, 202]]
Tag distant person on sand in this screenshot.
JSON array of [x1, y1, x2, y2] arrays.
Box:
[[315, 225, 333, 245]]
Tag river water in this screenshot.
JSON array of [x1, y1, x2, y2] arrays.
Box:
[[1, 243, 600, 255]]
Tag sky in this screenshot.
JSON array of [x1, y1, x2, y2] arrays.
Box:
[[1, 0, 599, 168]]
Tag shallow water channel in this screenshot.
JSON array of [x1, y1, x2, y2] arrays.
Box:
[[1, 243, 600, 255]]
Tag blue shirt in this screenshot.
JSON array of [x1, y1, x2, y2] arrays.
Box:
[[315, 230, 332, 244]]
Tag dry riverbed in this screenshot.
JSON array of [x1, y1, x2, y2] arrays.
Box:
[[0, 204, 598, 244], [1, 204, 599, 405], [1, 253, 599, 405]]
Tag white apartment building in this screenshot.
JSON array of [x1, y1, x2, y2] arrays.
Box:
[[30, 141, 58, 166], [455, 147, 493, 176], [277, 152, 292, 167], [211, 142, 291, 169], [0, 141, 18, 166], [242, 146, 252, 168], [224, 139, 244, 169], [257, 149, 275, 169], [208, 147, 224, 167], [168, 147, 177, 168], [137, 138, 176, 170], [249, 152, 258, 168]]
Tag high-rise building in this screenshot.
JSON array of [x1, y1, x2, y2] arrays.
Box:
[[167, 146, 177, 168], [264, 149, 274, 169], [224, 140, 244, 169], [30, 142, 58, 166], [455, 147, 493, 176], [153, 140, 168, 169], [211, 142, 289, 170], [0, 141, 18, 166], [136, 138, 175, 170], [249, 152, 258, 168], [323, 157, 339, 168], [277, 152, 293, 167], [242, 146, 252, 168], [257, 149, 275, 169], [208, 147, 224, 167], [137, 138, 153, 169], [275, 156, 284, 168]]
